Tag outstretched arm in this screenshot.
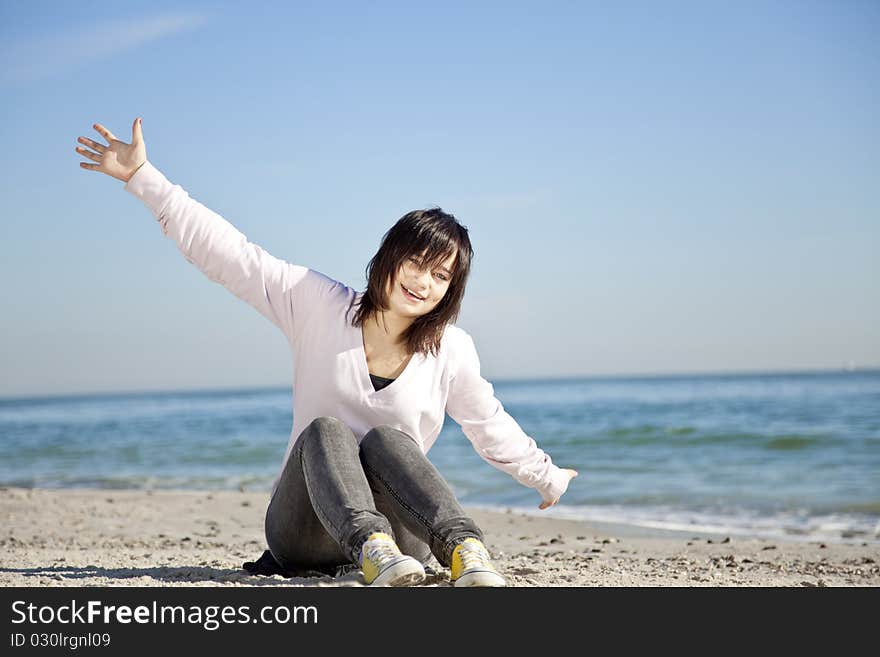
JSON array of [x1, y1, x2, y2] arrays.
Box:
[[76, 118, 307, 340], [445, 331, 579, 510]]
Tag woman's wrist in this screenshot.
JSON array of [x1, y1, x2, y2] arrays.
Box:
[[125, 160, 147, 183]]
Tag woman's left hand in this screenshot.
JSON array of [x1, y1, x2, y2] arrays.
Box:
[[538, 469, 579, 510]]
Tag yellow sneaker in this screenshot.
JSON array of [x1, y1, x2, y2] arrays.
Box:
[[360, 532, 426, 586], [450, 537, 507, 587]]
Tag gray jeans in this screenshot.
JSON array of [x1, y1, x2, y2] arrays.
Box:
[[264, 416, 483, 573]]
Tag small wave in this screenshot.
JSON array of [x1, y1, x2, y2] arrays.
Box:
[[469, 502, 880, 545], [606, 425, 699, 438], [665, 426, 697, 436], [609, 425, 660, 437], [765, 435, 822, 450], [838, 501, 880, 514], [0, 473, 276, 492], [599, 429, 834, 451]]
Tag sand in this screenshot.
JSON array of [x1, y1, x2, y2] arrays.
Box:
[[1, 487, 877, 587]]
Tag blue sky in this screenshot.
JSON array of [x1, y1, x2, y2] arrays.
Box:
[[1, 0, 878, 397]]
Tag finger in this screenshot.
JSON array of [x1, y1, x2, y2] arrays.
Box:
[[93, 123, 117, 142], [79, 161, 101, 171], [132, 117, 143, 144], [78, 136, 107, 153], [75, 146, 102, 162]]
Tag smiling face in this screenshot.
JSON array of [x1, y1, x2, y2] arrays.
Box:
[[385, 249, 458, 319], [352, 208, 474, 354]]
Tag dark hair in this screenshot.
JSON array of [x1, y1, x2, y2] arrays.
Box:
[[349, 207, 474, 357]]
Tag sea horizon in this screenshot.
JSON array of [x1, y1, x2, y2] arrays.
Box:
[[2, 364, 877, 403]]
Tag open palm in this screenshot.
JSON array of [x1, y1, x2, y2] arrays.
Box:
[[76, 118, 147, 183]]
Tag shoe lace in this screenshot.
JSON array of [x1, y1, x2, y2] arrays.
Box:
[[363, 538, 400, 566], [458, 540, 492, 572]]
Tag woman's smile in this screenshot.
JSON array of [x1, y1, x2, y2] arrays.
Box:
[[401, 283, 425, 303]]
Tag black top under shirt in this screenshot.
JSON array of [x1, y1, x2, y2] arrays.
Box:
[[369, 373, 396, 391]]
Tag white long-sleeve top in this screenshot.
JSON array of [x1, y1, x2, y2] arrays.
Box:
[[124, 162, 571, 504]]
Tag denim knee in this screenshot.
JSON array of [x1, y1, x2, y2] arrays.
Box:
[[301, 416, 358, 448], [360, 424, 417, 453], [308, 415, 353, 435]]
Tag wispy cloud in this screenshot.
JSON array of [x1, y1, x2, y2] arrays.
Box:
[[1, 13, 208, 85]]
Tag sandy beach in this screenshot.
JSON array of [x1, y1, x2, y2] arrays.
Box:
[[1, 486, 877, 587]]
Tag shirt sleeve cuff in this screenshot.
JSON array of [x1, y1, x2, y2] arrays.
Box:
[[538, 465, 572, 503], [123, 161, 168, 205]]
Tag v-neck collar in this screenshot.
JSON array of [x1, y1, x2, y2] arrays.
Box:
[[353, 322, 421, 397]]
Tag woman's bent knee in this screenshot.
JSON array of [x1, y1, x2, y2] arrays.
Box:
[[308, 415, 350, 433], [361, 424, 417, 454], [302, 416, 357, 446]]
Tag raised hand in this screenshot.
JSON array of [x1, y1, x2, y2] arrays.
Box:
[[76, 118, 147, 183], [538, 469, 579, 510]]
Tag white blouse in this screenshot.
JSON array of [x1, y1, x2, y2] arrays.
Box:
[[125, 162, 572, 504]]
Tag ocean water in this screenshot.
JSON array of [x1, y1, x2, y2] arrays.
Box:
[[1, 370, 878, 545]]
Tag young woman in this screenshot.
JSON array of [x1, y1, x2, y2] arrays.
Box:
[[76, 118, 578, 587]]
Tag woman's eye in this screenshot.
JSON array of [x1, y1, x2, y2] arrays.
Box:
[[408, 257, 447, 280]]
